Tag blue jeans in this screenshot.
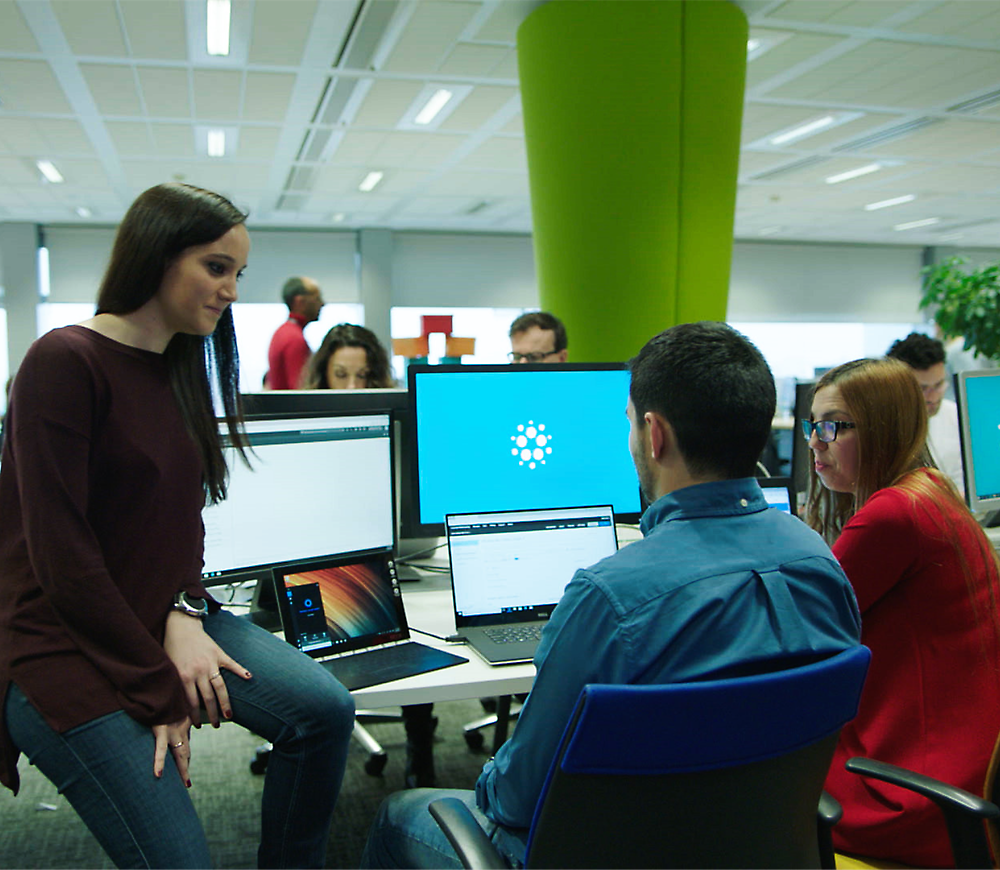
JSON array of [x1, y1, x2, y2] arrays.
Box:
[[360, 788, 529, 869], [5, 609, 355, 869]]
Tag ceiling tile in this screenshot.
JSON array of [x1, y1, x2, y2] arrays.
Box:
[[192, 70, 242, 120], [374, 131, 461, 166], [378, 168, 431, 194], [81, 64, 142, 115], [313, 164, 370, 194], [766, 0, 910, 27], [106, 121, 153, 155], [51, 158, 109, 186], [473, 0, 536, 42], [34, 119, 95, 154], [352, 79, 424, 127], [904, 164, 1000, 193], [437, 43, 510, 77], [150, 123, 195, 157], [897, 2, 1000, 40], [870, 118, 1000, 160], [120, 0, 187, 60], [138, 67, 191, 117], [0, 119, 49, 155], [492, 49, 519, 80], [457, 136, 526, 172], [438, 85, 517, 131], [248, 0, 317, 65], [0, 59, 72, 113], [52, 1, 127, 56], [331, 131, 388, 164], [382, 1, 479, 74], [423, 169, 529, 198], [238, 127, 281, 161], [0, 2, 39, 51], [746, 32, 846, 90], [243, 72, 296, 122]]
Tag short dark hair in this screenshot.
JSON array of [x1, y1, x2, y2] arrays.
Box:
[[629, 322, 776, 479], [303, 323, 395, 389], [95, 182, 249, 504], [886, 332, 946, 371], [282, 276, 310, 309], [509, 311, 567, 351]]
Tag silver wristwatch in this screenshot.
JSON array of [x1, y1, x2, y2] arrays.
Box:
[[172, 591, 208, 618]]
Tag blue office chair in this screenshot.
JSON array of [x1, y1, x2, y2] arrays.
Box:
[[430, 645, 871, 869]]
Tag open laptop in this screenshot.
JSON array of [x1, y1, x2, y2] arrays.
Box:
[[759, 476, 796, 515], [445, 505, 619, 665], [273, 547, 467, 690]]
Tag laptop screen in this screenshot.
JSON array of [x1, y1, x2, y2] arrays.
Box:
[[759, 477, 795, 515], [273, 549, 408, 658], [446, 506, 618, 624]]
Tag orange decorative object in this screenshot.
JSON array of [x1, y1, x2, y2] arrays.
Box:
[[445, 336, 476, 357], [392, 336, 429, 357]]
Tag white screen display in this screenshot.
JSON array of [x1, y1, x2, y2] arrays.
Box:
[[202, 414, 393, 578]]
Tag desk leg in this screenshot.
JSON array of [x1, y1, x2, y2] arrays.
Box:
[[492, 695, 512, 755]]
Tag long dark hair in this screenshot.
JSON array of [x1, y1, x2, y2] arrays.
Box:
[[96, 182, 249, 504], [303, 323, 395, 389]]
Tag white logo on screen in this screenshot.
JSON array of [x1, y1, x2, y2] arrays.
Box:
[[510, 420, 552, 470]]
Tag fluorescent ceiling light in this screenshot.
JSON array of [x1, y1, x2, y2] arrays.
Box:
[[938, 232, 964, 242], [207, 129, 226, 157], [864, 194, 916, 211], [414, 89, 453, 125], [75, 206, 92, 218], [332, 213, 346, 223], [37, 246, 50, 298], [894, 217, 940, 231], [758, 226, 782, 236], [825, 163, 882, 184], [358, 171, 384, 192], [36, 160, 64, 183], [769, 116, 836, 145], [746, 38, 761, 53], [206, 0, 231, 56]]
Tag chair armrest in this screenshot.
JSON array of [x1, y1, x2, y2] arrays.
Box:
[[846, 757, 999, 869], [428, 798, 509, 870], [817, 791, 843, 870]]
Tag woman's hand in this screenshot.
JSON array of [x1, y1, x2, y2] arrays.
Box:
[[163, 611, 252, 727], [152, 718, 192, 784]]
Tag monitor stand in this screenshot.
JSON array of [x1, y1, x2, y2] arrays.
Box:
[[395, 536, 446, 582]]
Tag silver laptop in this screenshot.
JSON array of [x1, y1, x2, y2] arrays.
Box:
[[445, 506, 619, 664]]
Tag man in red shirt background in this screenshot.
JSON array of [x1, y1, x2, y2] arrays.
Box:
[[265, 276, 324, 390]]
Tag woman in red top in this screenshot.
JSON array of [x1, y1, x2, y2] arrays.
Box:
[[0, 183, 355, 868], [805, 357, 1000, 867]]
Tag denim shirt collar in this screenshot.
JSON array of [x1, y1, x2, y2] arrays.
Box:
[[639, 478, 768, 536]]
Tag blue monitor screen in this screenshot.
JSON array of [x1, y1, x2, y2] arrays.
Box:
[[409, 364, 641, 532], [959, 371, 1000, 511]]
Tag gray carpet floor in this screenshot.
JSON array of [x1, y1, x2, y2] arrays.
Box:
[[0, 698, 493, 869]]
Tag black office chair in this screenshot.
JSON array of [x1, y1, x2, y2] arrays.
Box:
[[430, 645, 871, 869], [826, 732, 1000, 869]]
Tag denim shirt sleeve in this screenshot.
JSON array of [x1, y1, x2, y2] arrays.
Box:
[[475, 568, 626, 828]]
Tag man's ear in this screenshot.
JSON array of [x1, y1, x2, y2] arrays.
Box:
[[646, 412, 674, 461]]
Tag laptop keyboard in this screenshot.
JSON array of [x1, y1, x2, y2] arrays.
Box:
[[482, 624, 543, 644]]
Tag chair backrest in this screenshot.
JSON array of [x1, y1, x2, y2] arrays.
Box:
[[983, 727, 1000, 864], [525, 645, 871, 869]]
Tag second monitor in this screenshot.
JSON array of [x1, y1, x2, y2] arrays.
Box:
[[408, 363, 642, 536]]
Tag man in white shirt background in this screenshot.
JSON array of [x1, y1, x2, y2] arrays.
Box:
[[886, 333, 965, 497]]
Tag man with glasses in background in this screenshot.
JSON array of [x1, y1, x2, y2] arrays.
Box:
[[886, 333, 964, 496], [508, 311, 568, 364]]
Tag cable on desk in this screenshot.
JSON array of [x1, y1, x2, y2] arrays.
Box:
[[396, 541, 449, 564], [410, 626, 467, 644], [403, 564, 451, 573]]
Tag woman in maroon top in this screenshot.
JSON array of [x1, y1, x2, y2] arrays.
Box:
[[0, 183, 355, 868], [805, 357, 1000, 867]]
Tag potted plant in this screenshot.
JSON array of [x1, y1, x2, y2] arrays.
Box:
[[920, 256, 1000, 362]]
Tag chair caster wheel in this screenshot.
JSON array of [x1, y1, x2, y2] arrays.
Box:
[[364, 752, 388, 776], [464, 730, 485, 752], [250, 747, 270, 775]]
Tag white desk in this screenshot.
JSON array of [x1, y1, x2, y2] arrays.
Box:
[[350, 571, 536, 709]]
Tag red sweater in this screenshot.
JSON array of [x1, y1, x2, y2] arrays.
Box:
[[266, 314, 310, 390], [826, 476, 1000, 867], [0, 327, 212, 793]]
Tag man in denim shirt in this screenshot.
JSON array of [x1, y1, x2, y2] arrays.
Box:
[[362, 322, 862, 868]]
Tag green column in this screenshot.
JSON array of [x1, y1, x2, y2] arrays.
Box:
[[517, 0, 747, 362]]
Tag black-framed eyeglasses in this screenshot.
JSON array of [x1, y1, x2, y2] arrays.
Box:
[[508, 350, 559, 363], [801, 419, 856, 443]]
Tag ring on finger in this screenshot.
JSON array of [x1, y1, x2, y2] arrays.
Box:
[[172, 741, 184, 748], [209, 672, 222, 680]]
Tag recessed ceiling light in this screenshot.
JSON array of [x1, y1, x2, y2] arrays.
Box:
[[746, 39, 761, 53], [825, 163, 882, 184], [938, 232, 965, 242], [894, 217, 940, 231], [75, 206, 92, 218], [864, 194, 916, 211], [414, 89, 453, 126], [36, 160, 64, 183], [359, 171, 384, 192], [758, 226, 782, 236], [207, 129, 226, 157], [332, 213, 346, 223], [769, 116, 836, 145], [206, 0, 231, 56]]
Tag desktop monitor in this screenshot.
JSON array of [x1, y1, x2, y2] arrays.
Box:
[[955, 369, 1000, 516], [202, 408, 395, 618], [407, 363, 642, 536]]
